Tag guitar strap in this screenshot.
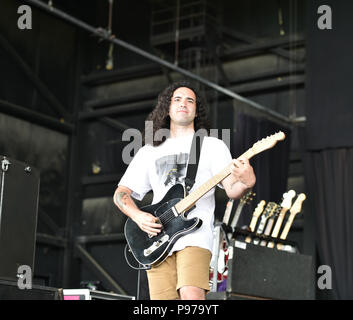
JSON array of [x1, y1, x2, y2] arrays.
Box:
[[185, 132, 206, 195]]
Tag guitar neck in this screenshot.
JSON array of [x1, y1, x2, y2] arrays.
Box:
[[264, 217, 275, 236], [248, 216, 259, 232], [230, 203, 245, 228], [277, 214, 297, 250], [267, 207, 289, 248], [175, 164, 232, 213], [174, 132, 285, 214], [175, 149, 256, 214], [279, 214, 296, 240], [256, 215, 269, 235], [259, 217, 276, 246], [222, 199, 234, 224], [271, 207, 289, 238]]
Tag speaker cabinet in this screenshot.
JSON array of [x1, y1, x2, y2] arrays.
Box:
[[0, 156, 40, 282], [226, 242, 315, 300], [0, 279, 63, 300]]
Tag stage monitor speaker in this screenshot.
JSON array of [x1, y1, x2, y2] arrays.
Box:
[[226, 242, 315, 300], [0, 156, 40, 282], [0, 279, 63, 300]]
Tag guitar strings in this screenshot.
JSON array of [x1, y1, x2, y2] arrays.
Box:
[[161, 211, 176, 225], [158, 208, 176, 225]]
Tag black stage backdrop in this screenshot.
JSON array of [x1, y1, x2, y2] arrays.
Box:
[[305, 0, 353, 299], [304, 148, 353, 299], [233, 112, 291, 228], [305, 0, 353, 150]]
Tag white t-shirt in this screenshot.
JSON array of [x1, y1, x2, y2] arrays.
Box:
[[118, 133, 232, 255]]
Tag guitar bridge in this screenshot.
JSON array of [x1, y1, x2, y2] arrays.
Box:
[[144, 235, 169, 257]]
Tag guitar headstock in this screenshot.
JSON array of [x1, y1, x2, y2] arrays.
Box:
[[240, 190, 256, 204], [280, 190, 296, 210], [249, 131, 286, 157], [272, 204, 282, 217], [262, 202, 277, 218], [265, 202, 278, 218], [290, 193, 306, 216], [253, 200, 266, 218]]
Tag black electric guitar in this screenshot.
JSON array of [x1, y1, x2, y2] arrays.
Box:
[[124, 132, 286, 267]]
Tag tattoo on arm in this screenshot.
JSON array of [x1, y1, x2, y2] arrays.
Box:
[[115, 191, 131, 210]]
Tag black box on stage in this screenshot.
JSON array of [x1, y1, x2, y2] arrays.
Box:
[[0, 279, 63, 300], [0, 156, 40, 282], [226, 242, 315, 300], [90, 290, 135, 300]]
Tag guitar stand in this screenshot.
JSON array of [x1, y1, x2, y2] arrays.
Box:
[[232, 228, 299, 253]]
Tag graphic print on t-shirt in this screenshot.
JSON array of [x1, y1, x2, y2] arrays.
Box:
[[155, 153, 188, 187]]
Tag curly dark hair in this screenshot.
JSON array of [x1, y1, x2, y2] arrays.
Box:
[[143, 80, 210, 146]]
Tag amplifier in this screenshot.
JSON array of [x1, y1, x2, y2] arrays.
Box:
[[0, 156, 40, 282], [226, 242, 315, 300], [0, 279, 63, 300]]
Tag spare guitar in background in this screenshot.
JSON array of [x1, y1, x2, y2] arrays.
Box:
[[245, 200, 266, 243], [260, 204, 281, 246], [124, 132, 286, 268], [209, 198, 234, 291], [253, 202, 278, 245], [267, 190, 296, 248], [209, 191, 255, 291], [277, 193, 306, 251], [230, 190, 255, 230]]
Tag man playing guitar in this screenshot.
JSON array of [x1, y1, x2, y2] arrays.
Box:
[[114, 81, 256, 300]]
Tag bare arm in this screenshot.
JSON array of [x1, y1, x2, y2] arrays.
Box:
[[113, 185, 162, 236], [222, 157, 256, 200]]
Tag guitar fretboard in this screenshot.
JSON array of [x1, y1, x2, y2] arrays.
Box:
[[173, 133, 283, 215], [175, 164, 232, 213]]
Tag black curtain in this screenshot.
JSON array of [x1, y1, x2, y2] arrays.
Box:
[[305, 0, 353, 150], [304, 0, 353, 299], [232, 112, 291, 227], [303, 148, 353, 299]]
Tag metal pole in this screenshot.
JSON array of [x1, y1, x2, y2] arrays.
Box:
[[24, 0, 296, 127], [75, 244, 127, 295], [0, 99, 74, 134], [0, 33, 70, 120]]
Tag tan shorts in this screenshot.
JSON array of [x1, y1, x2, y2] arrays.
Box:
[[146, 246, 212, 300]]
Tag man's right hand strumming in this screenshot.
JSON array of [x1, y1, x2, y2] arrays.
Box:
[[132, 211, 162, 236], [113, 186, 162, 236]]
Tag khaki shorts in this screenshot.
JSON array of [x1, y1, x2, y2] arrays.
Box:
[[146, 246, 212, 300]]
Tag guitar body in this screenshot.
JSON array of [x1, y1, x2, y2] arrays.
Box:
[[124, 183, 203, 267]]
